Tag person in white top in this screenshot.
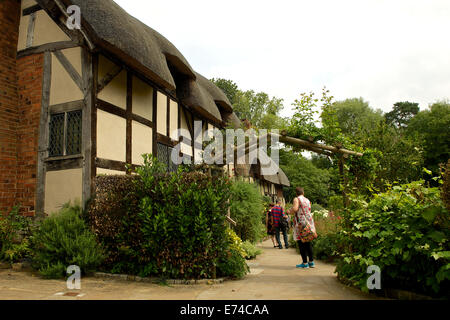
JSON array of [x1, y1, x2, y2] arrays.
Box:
[[288, 187, 317, 268]]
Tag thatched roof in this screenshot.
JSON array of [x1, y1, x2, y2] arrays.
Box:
[[38, 0, 234, 123], [259, 151, 290, 187]]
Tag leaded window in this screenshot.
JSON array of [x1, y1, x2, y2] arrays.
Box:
[[157, 143, 178, 172], [49, 110, 82, 157]]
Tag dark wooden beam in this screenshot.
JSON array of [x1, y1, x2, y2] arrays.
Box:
[[95, 158, 139, 172], [81, 47, 93, 209], [54, 50, 83, 92], [96, 64, 123, 93], [23, 4, 42, 16], [96, 99, 126, 118], [26, 12, 36, 48], [156, 133, 178, 147], [131, 113, 153, 128], [17, 41, 80, 59], [91, 54, 98, 185], [166, 96, 170, 137], [126, 72, 132, 170], [35, 51, 52, 216], [45, 156, 83, 172], [152, 89, 157, 156], [49, 100, 84, 114]]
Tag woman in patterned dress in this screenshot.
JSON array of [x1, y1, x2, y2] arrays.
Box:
[[288, 187, 317, 268]]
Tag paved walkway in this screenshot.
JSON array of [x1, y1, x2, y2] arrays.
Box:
[[0, 240, 378, 300]]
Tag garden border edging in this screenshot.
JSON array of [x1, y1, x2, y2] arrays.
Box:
[[337, 274, 435, 300], [93, 272, 228, 285]]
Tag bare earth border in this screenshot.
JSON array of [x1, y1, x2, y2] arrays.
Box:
[[93, 272, 227, 285]]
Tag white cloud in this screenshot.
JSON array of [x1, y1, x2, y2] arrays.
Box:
[[115, 0, 450, 116]]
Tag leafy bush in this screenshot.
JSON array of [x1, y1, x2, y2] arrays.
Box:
[[217, 228, 249, 278], [89, 155, 237, 279], [32, 204, 104, 279], [0, 206, 33, 263], [241, 241, 262, 260], [311, 203, 325, 212], [336, 180, 449, 297], [229, 180, 265, 243]]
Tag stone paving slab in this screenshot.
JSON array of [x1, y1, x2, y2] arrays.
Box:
[[0, 240, 380, 300]]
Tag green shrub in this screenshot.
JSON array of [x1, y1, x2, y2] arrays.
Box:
[[89, 155, 236, 279], [32, 204, 104, 279], [313, 234, 342, 262], [336, 180, 449, 297], [229, 180, 265, 243], [0, 206, 33, 263], [242, 241, 262, 260], [217, 228, 249, 278], [311, 203, 325, 212], [328, 195, 344, 213]]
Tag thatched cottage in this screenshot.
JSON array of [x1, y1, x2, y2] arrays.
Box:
[[0, 0, 289, 216]]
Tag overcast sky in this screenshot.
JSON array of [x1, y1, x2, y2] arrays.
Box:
[[115, 0, 450, 118]]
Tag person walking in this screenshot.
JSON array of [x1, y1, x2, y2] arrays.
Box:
[[271, 198, 289, 249], [288, 187, 317, 268], [265, 203, 278, 248]]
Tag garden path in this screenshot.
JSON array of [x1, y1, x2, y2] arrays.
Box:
[[0, 240, 379, 300]]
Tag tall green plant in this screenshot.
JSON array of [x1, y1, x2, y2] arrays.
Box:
[[229, 180, 265, 243], [32, 204, 104, 279], [336, 180, 449, 296]]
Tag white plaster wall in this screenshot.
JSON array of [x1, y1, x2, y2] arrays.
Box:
[[98, 70, 127, 110], [33, 10, 71, 46], [50, 51, 84, 106], [96, 109, 126, 162], [132, 121, 153, 165], [44, 168, 82, 215], [96, 168, 126, 175], [132, 76, 153, 120], [156, 91, 167, 135], [17, 14, 29, 51], [169, 99, 178, 141]]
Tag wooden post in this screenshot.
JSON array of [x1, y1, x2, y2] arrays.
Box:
[[338, 155, 350, 208]]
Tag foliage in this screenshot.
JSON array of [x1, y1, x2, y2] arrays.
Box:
[[385, 101, 419, 128], [216, 228, 249, 278], [0, 206, 33, 263], [229, 180, 265, 243], [89, 155, 240, 279], [332, 97, 384, 139], [211, 78, 287, 130], [32, 204, 104, 279], [312, 210, 343, 261], [407, 101, 450, 174], [241, 241, 262, 260], [441, 160, 450, 213], [311, 203, 325, 212], [335, 180, 449, 296], [279, 148, 333, 205]]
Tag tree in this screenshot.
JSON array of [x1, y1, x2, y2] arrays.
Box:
[[279, 148, 334, 205], [211, 78, 286, 129], [332, 97, 384, 140], [407, 101, 450, 173], [385, 101, 420, 128]]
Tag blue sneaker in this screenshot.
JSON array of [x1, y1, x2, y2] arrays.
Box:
[[308, 261, 315, 268], [296, 263, 309, 268]]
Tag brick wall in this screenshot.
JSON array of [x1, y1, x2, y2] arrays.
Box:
[[0, 0, 21, 214], [16, 53, 44, 216]]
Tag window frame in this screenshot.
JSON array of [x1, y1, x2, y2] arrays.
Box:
[[48, 109, 82, 159]]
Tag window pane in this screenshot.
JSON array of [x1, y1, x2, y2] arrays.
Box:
[[49, 113, 65, 157], [157, 143, 169, 170], [168, 146, 178, 172], [66, 110, 82, 155]]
